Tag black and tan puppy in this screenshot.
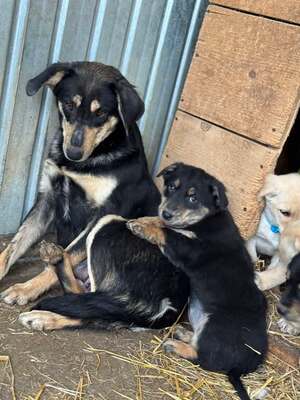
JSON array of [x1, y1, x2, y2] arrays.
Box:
[[0, 62, 180, 311], [277, 253, 300, 335], [127, 163, 268, 400]]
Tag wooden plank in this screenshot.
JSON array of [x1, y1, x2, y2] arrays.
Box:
[[159, 111, 279, 238], [211, 1, 300, 24], [268, 335, 300, 369], [180, 5, 300, 148]]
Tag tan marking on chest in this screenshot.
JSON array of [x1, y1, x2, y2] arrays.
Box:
[[62, 169, 118, 206]]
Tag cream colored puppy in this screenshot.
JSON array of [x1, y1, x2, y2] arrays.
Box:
[[246, 173, 300, 291]]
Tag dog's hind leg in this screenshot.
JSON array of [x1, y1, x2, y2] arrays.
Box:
[[19, 310, 82, 331], [0, 195, 55, 280]]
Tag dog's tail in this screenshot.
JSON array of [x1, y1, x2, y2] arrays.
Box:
[[227, 371, 250, 400], [33, 292, 158, 329]]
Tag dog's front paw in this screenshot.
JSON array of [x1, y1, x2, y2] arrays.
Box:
[[278, 318, 300, 336], [127, 217, 165, 246], [0, 283, 36, 305], [40, 241, 64, 265]]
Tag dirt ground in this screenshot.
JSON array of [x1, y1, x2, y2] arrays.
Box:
[[0, 237, 164, 400]]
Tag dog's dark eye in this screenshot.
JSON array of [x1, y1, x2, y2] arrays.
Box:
[[280, 210, 291, 217], [167, 183, 176, 192], [188, 194, 198, 203], [64, 102, 75, 112]]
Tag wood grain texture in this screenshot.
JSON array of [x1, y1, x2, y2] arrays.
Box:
[[268, 335, 300, 369], [211, 0, 300, 24], [159, 111, 279, 238], [180, 5, 300, 148]]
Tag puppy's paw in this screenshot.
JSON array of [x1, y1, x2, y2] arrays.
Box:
[[278, 318, 300, 336], [40, 241, 64, 265], [173, 325, 193, 343], [254, 272, 266, 291], [0, 283, 37, 305], [162, 339, 177, 354], [127, 217, 165, 246]]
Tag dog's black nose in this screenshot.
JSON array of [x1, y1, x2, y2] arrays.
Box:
[[71, 128, 84, 147], [162, 210, 173, 221], [66, 146, 83, 161]]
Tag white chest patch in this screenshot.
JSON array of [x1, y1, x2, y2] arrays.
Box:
[[62, 169, 118, 206]]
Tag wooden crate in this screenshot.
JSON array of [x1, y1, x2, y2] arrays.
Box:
[[160, 3, 300, 238]]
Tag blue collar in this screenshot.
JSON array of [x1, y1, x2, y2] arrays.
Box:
[[264, 211, 280, 234], [270, 224, 280, 234]]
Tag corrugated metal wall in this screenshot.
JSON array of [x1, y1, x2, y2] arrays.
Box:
[[0, 0, 207, 234]]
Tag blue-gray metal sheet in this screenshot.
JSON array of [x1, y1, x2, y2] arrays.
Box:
[[0, 0, 207, 234]]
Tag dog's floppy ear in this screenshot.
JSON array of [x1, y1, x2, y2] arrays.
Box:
[[209, 182, 228, 210], [26, 63, 74, 96], [114, 79, 144, 134], [157, 162, 182, 179], [258, 174, 279, 200]]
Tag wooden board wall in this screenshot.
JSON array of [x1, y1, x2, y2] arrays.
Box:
[[212, 1, 300, 24], [160, 4, 300, 238], [160, 112, 278, 237], [180, 5, 300, 148]]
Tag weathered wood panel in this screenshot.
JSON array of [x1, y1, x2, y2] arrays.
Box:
[[211, 1, 300, 24], [159, 111, 279, 238], [180, 5, 300, 148]]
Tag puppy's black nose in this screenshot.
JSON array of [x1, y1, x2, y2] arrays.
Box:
[[162, 210, 173, 221], [71, 128, 84, 147], [66, 146, 83, 161]]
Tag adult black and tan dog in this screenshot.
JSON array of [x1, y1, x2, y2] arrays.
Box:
[[127, 163, 268, 400], [0, 62, 189, 327]]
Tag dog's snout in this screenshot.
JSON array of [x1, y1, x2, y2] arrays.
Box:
[[71, 128, 84, 147], [162, 210, 173, 221]]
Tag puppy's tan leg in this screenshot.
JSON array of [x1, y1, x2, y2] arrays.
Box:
[[19, 310, 82, 331], [1, 267, 58, 305], [127, 217, 166, 246], [163, 339, 198, 360], [255, 264, 288, 291], [40, 241, 86, 294]]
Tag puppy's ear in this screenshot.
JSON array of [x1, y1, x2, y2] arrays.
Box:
[[114, 79, 144, 134], [258, 174, 278, 200], [26, 63, 74, 96], [209, 183, 228, 210], [157, 163, 182, 179]]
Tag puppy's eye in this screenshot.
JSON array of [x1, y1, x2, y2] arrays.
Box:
[[280, 210, 291, 217], [64, 102, 75, 112], [167, 183, 176, 192], [188, 194, 198, 203]]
